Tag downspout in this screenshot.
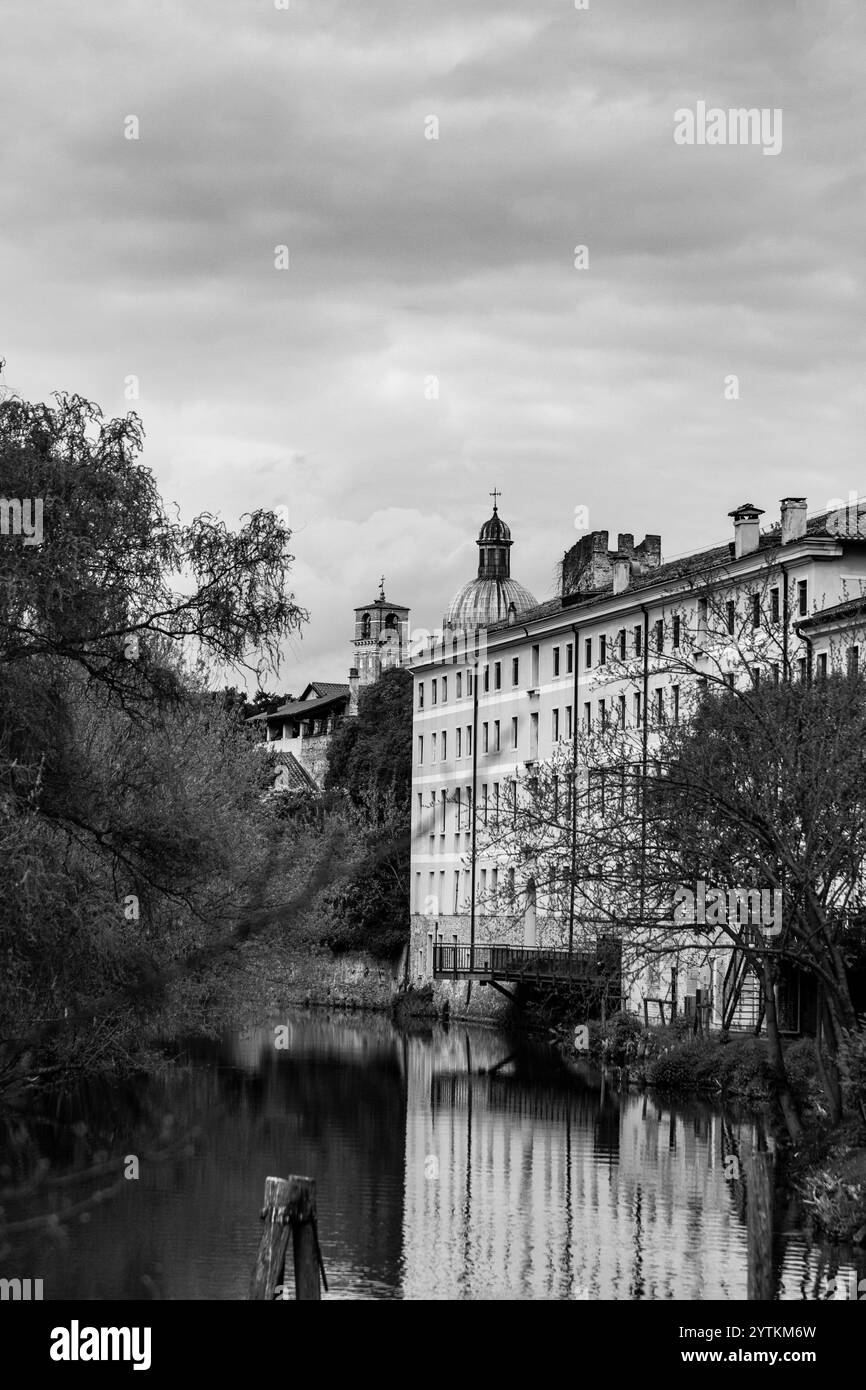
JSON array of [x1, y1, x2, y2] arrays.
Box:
[[640, 605, 650, 926], [781, 562, 790, 682], [569, 623, 580, 959], [470, 655, 479, 960], [795, 621, 813, 684]]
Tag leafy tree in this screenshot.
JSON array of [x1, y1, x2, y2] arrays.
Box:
[[324, 666, 412, 809], [0, 386, 307, 1084]]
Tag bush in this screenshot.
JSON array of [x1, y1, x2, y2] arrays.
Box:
[[784, 1037, 819, 1105], [646, 1040, 716, 1089], [600, 1010, 642, 1064]]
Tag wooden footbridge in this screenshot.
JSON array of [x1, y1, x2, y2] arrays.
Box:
[[432, 942, 620, 998]]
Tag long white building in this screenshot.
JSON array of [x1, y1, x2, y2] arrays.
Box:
[[408, 494, 866, 1029]]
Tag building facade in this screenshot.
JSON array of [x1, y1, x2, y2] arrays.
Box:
[[250, 579, 412, 788], [408, 495, 866, 1030]]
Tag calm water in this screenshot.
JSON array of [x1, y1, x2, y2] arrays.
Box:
[[1, 1013, 862, 1300]]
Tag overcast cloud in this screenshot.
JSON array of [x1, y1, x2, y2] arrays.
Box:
[[2, 0, 864, 689]]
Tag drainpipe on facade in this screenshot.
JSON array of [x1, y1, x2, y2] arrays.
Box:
[[569, 623, 580, 960], [469, 655, 479, 961], [640, 605, 650, 927], [795, 622, 813, 683], [781, 562, 790, 682]]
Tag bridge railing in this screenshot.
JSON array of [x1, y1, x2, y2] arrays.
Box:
[[432, 942, 616, 980]]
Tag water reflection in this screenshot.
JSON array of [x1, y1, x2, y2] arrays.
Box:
[[0, 1013, 862, 1300]]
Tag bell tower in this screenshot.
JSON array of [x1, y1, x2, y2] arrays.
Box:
[[351, 577, 411, 688]]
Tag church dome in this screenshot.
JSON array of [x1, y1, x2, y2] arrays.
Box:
[[444, 576, 537, 630], [478, 511, 512, 545], [443, 496, 537, 630]]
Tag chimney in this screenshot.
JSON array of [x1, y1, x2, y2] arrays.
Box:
[[561, 530, 611, 596], [612, 557, 630, 594], [728, 502, 764, 559], [348, 667, 359, 716], [780, 497, 807, 545]]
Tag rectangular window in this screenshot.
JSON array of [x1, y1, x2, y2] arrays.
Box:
[[618, 628, 627, 659], [417, 735, 424, 765], [482, 785, 488, 826], [511, 780, 517, 827], [566, 643, 573, 674], [797, 657, 807, 682], [441, 730, 447, 760], [770, 587, 780, 623], [467, 670, 473, 695], [453, 871, 460, 914], [456, 671, 462, 698], [618, 693, 626, 726], [655, 688, 664, 723], [726, 600, 735, 635], [673, 615, 681, 648], [417, 792, 423, 828], [494, 661, 501, 691], [442, 676, 447, 702], [455, 787, 461, 832], [655, 619, 664, 654], [482, 722, 489, 753], [493, 719, 500, 751], [456, 727, 462, 758], [512, 657, 519, 685], [511, 715, 518, 749], [817, 652, 828, 680], [530, 712, 539, 759], [418, 682, 424, 710], [493, 783, 500, 828], [553, 646, 561, 677], [798, 580, 808, 617], [584, 637, 592, 669], [552, 708, 560, 741], [599, 699, 606, 729], [697, 597, 708, 633], [431, 732, 437, 761], [751, 594, 761, 629], [466, 785, 472, 832], [673, 684, 680, 724], [466, 725, 472, 756], [634, 625, 642, 656], [726, 671, 735, 690], [440, 790, 446, 834], [431, 678, 437, 705], [565, 705, 572, 738], [531, 645, 539, 686], [848, 645, 860, 676], [633, 691, 641, 725], [483, 665, 490, 693], [772, 663, 780, 685], [599, 634, 607, 665], [584, 701, 591, 728]]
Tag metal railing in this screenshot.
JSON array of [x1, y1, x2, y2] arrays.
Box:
[[432, 942, 618, 981]]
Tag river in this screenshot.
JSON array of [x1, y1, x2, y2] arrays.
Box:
[[1, 1012, 863, 1300]]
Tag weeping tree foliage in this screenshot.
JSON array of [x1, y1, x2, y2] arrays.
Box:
[[0, 388, 307, 1084]]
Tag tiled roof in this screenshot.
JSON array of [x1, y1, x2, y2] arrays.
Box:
[[487, 502, 866, 634], [251, 690, 349, 723], [304, 681, 351, 698], [271, 751, 318, 793], [799, 596, 866, 630]]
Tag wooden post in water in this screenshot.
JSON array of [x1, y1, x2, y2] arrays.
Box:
[[250, 1175, 322, 1300], [744, 1150, 775, 1301]]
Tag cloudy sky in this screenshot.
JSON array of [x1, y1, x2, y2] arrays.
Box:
[[2, 0, 864, 691]]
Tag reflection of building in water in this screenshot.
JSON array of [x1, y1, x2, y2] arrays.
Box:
[[402, 1032, 756, 1299]]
